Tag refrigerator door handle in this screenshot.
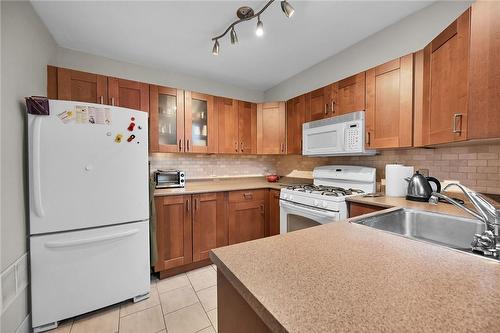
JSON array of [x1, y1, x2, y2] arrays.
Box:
[[44, 228, 140, 249], [33, 116, 45, 217]]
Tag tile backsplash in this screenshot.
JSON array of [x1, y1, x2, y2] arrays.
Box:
[[150, 153, 278, 179], [150, 143, 500, 194], [277, 143, 500, 195]]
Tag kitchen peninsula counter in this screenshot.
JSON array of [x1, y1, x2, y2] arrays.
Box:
[[210, 207, 500, 333]]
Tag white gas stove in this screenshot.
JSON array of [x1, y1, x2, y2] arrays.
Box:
[[280, 165, 376, 234]]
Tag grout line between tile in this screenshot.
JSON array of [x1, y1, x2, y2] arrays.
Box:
[[184, 269, 212, 331]]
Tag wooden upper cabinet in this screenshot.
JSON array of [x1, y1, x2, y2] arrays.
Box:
[[468, 1, 500, 139], [48, 66, 108, 104], [305, 85, 331, 121], [108, 77, 149, 113], [286, 95, 306, 154], [154, 195, 192, 272], [336, 72, 365, 115], [192, 192, 226, 262], [238, 101, 257, 154], [365, 54, 413, 149], [217, 97, 240, 153], [257, 102, 286, 154], [420, 9, 470, 145], [184, 91, 217, 153], [149, 85, 184, 153]]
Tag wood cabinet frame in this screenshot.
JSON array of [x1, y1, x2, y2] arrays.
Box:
[[149, 85, 185, 153]]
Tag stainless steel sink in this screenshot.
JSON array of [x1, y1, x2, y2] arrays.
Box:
[[352, 208, 487, 254]]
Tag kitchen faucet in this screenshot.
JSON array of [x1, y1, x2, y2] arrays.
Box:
[[429, 183, 500, 257]]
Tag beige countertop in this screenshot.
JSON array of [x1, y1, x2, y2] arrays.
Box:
[[154, 177, 310, 196], [211, 194, 500, 332], [346, 194, 478, 218]]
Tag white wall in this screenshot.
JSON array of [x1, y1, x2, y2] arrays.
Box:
[[1, 1, 57, 332], [53, 47, 265, 103], [264, 1, 473, 102]]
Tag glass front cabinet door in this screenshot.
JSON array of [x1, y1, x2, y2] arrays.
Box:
[[184, 91, 217, 153], [150, 85, 184, 152]]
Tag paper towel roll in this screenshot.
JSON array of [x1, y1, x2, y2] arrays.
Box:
[[385, 164, 414, 197]]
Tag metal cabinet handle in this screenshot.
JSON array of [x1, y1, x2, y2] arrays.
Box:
[[260, 204, 265, 215], [240, 142, 244, 152], [243, 192, 253, 199], [234, 142, 238, 152], [194, 198, 198, 211], [366, 131, 371, 145], [186, 139, 190, 152], [453, 113, 462, 134], [179, 139, 183, 152], [186, 200, 190, 212], [324, 103, 328, 115], [331, 100, 336, 114], [99, 96, 104, 104], [110, 97, 115, 106], [280, 143, 285, 153]]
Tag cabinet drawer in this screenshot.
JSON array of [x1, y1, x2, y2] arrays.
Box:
[[228, 189, 267, 203]]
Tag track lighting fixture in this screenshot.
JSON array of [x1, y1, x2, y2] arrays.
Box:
[[212, 39, 219, 55], [281, 0, 295, 18], [211, 0, 294, 55], [256, 16, 264, 37], [230, 27, 238, 44]]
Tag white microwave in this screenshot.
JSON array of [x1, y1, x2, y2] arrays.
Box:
[[302, 111, 376, 156]]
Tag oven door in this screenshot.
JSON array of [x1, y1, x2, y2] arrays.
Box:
[[279, 199, 340, 234]]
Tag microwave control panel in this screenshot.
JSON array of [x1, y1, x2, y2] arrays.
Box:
[[344, 122, 363, 151]]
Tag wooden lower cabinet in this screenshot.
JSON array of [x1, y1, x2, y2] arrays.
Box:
[[269, 189, 281, 236], [155, 195, 192, 272], [155, 189, 273, 274], [192, 192, 227, 261], [348, 201, 386, 218], [228, 190, 267, 245]]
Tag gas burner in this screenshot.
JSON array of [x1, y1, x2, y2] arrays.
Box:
[[285, 184, 364, 197]]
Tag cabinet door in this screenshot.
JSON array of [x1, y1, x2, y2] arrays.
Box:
[[468, 1, 500, 139], [154, 195, 192, 271], [269, 190, 281, 236], [185, 91, 217, 153], [305, 86, 331, 121], [150, 85, 184, 153], [365, 54, 413, 148], [336, 72, 365, 115], [423, 9, 470, 145], [108, 77, 149, 113], [228, 200, 266, 245], [257, 102, 286, 154], [192, 192, 227, 262], [217, 97, 240, 154], [52, 66, 108, 104], [286, 95, 306, 154], [238, 101, 257, 154]]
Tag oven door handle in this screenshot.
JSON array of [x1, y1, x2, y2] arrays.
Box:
[[280, 199, 339, 218]]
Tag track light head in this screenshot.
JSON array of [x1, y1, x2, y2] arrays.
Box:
[[230, 27, 238, 44], [212, 39, 220, 55], [281, 0, 294, 18], [256, 16, 264, 37]]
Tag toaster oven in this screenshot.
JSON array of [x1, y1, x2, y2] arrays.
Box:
[[154, 170, 185, 189]]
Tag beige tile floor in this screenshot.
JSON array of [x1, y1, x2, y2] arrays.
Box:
[[48, 265, 218, 333]]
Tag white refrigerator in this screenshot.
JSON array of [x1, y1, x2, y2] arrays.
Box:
[[28, 100, 150, 332]]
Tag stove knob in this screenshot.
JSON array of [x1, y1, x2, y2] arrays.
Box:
[[322, 201, 328, 208], [313, 200, 319, 206]]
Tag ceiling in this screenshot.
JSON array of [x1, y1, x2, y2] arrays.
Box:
[[31, 1, 433, 91]]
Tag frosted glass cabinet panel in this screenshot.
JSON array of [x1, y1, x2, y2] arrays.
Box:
[[191, 99, 208, 147], [150, 85, 184, 153], [185, 91, 216, 153]]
